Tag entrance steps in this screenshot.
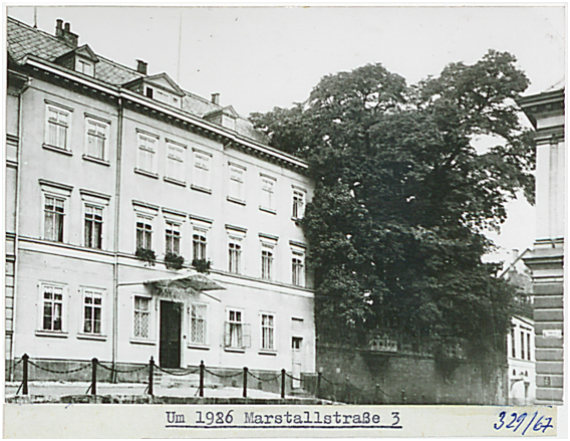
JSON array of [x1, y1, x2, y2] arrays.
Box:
[[154, 369, 222, 389]]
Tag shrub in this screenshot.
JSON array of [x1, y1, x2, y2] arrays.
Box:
[[192, 258, 211, 274]]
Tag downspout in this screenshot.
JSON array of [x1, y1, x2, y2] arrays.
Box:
[[112, 97, 124, 382], [9, 75, 31, 381]]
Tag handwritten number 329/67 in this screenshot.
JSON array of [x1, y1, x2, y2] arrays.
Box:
[[494, 411, 553, 434]]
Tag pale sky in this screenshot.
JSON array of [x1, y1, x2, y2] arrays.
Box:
[[6, 4, 566, 265]]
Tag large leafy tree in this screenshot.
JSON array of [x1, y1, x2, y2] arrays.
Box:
[[251, 51, 534, 359]]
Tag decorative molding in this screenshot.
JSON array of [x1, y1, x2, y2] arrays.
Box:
[[134, 168, 159, 179], [259, 206, 276, 215], [44, 98, 74, 112], [161, 207, 187, 219], [38, 178, 73, 193], [42, 144, 73, 156], [135, 127, 160, 139], [84, 112, 112, 124], [190, 184, 212, 194], [228, 160, 246, 170], [79, 188, 112, 202], [226, 224, 247, 234], [227, 196, 246, 206], [259, 232, 279, 242], [289, 240, 307, 249], [189, 214, 213, 225], [163, 176, 187, 187], [82, 154, 110, 166], [165, 137, 187, 148], [192, 146, 213, 157], [260, 172, 277, 181]]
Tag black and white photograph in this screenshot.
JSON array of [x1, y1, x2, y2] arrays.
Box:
[[3, 3, 566, 438]]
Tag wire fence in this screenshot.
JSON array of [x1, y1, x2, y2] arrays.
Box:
[[11, 353, 391, 403]]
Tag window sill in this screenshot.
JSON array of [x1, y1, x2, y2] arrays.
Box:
[[134, 168, 159, 179], [259, 206, 276, 215], [42, 144, 72, 156], [191, 184, 212, 194], [82, 155, 110, 166], [187, 343, 210, 351], [130, 338, 156, 346], [164, 176, 187, 187], [77, 332, 107, 341], [227, 196, 246, 206], [35, 330, 69, 339], [258, 349, 277, 356], [224, 347, 246, 354]]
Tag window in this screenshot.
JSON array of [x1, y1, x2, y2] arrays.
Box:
[[193, 232, 207, 260], [261, 247, 274, 280], [86, 119, 107, 160], [46, 105, 70, 150], [292, 253, 304, 287], [526, 332, 530, 360], [137, 133, 157, 174], [166, 142, 185, 182], [44, 196, 65, 242], [165, 222, 181, 255], [520, 331, 525, 360], [228, 165, 245, 202], [260, 176, 276, 212], [190, 304, 207, 344], [84, 205, 103, 249], [136, 219, 153, 249], [261, 314, 274, 350], [226, 309, 243, 348], [77, 59, 94, 76], [83, 290, 102, 334], [134, 296, 150, 339], [292, 189, 306, 219], [42, 284, 63, 331], [146, 87, 154, 99], [193, 150, 212, 191], [511, 328, 516, 358], [228, 240, 242, 274]]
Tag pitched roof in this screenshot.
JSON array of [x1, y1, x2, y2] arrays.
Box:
[[7, 16, 269, 145]]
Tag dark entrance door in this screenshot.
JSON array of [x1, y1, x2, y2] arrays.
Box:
[[159, 301, 182, 368]]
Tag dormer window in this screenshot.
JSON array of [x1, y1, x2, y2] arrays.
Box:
[[123, 73, 184, 109], [76, 59, 94, 76], [146, 87, 154, 99]]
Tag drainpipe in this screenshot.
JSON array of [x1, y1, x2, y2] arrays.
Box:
[[111, 97, 124, 382], [9, 74, 31, 381]]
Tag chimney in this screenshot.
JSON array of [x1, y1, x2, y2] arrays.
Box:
[[136, 60, 148, 75], [55, 20, 78, 48], [211, 93, 220, 105], [55, 19, 63, 37]]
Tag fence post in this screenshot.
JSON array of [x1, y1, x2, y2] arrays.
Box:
[[199, 360, 205, 398], [345, 376, 350, 403], [375, 383, 380, 403], [281, 369, 286, 399], [243, 367, 248, 398], [91, 358, 98, 396], [22, 354, 29, 396], [148, 356, 154, 396], [316, 371, 322, 398]]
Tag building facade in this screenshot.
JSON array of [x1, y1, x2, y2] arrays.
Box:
[[518, 88, 565, 405], [6, 17, 315, 382]]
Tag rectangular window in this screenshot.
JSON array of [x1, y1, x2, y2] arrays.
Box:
[[292, 190, 306, 219], [84, 205, 103, 249], [193, 151, 211, 190], [260, 177, 276, 211], [136, 220, 153, 249], [86, 119, 107, 160], [261, 248, 273, 280], [166, 143, 185, 182], [228, 241, 242, 274], [261, 314, 274, 350], [137, 134, 157, 174], [526, 333, 531, 361], [520, 331, 525, 361], [83, 290, 102, 334], [190, 304, 207, 344], [193, 232, 207, 260], [226, 309, 243, 348], [42, 285, 63, 331], [134, 296, 150, 338], [229, 165, 245, 202], [44, 196, 65, 242], [292, 253, 304, 287], [46, 106, 70, 150], [165, 222, 181, 255], [77, 59, 94, 76], [511, 328, 516, 358]]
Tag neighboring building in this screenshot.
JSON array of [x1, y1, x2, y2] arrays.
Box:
[[518, 88, 565, 406], [500, 249, 536, 406], [5, 17, 315, 382]]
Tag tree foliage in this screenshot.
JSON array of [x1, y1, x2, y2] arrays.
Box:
[[250, 51, 535, 359]]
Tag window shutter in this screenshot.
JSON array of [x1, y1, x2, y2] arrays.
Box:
[[224, 321, 231, 347], [243, 323, 252, 348]]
